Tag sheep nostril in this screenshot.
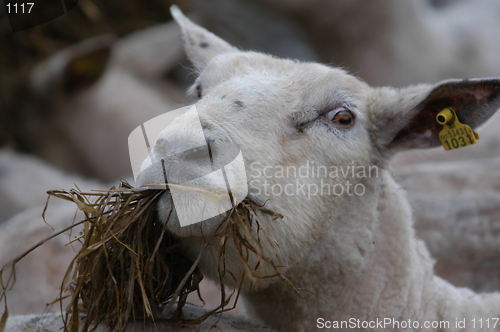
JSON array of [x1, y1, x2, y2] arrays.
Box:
[[180, 145, 210, 162]]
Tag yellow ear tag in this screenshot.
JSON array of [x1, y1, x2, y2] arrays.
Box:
[[436, 108, 480, 150]]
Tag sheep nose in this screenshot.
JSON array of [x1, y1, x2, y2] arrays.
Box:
[[149, 136, 241, 185], [132, 107, 249, 227]]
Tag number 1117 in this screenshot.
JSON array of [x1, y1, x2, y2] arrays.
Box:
[[6, 3, 34, 14]]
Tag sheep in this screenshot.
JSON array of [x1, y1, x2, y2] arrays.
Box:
[[136, 7, 500, 331], [0, 148, 104, 221], [397, 158, 500, 293], [0, 149, 106, 314], [3, 21, 184, 181], [254, 0, 500, 87]]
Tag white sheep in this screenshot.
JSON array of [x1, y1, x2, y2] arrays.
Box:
[[397, 158, 500, 293], [254, 0, 500, 87], [6, 22, 184, 181], [136, 7, 500, 331]]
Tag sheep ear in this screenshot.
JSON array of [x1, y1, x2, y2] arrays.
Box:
[[375, 78, 500, 155], [61, 40, 113, 94], [170, 5, 238, 72]]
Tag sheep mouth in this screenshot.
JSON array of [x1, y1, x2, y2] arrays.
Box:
[[154, 184, 266, 233]]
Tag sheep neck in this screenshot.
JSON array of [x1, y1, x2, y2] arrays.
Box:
[[243, 169, 500, 331]]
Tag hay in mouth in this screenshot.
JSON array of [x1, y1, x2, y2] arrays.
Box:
[[0, 180, 291, 332]]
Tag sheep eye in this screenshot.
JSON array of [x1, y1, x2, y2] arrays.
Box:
[[323, 108, 355, 128]]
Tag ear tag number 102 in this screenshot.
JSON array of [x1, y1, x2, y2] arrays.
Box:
[[436, 108, 480, 151]]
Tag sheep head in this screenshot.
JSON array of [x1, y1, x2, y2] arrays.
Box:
[[136, 6, 500, 288]]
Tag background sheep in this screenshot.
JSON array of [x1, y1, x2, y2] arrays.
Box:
[[1, 23, 184, 181]]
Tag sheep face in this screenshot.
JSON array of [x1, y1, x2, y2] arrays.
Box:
[[147, 53, 373, 266], [137, 7, 500, 285], [138, 10, 376, 271]]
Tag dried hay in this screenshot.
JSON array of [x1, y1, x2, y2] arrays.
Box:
[[0, 180, 289, 332]]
